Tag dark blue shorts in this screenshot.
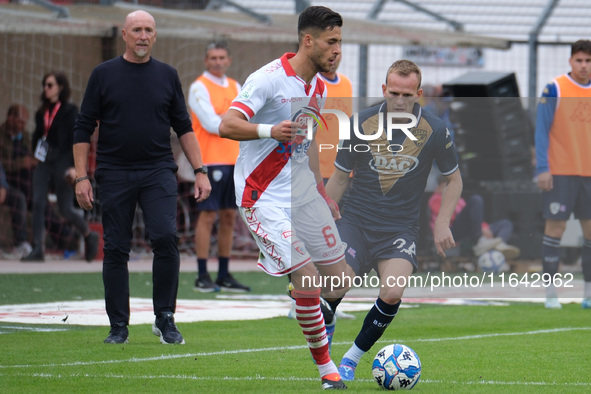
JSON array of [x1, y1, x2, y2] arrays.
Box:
[[197, 165, 237, 211], [542, 175, 591, 220], [336, 214, 419, 275]]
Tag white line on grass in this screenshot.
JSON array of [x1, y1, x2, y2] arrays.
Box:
[[0, 345, 309, 369], [2, 326, 589, 370], [0, 326, 70, 333], [2, 373, 590, 388], [402, 327, 591, 342]]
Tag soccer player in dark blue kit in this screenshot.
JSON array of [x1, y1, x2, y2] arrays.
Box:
[[73, 10, 211, 344], [325, 60, 463, 380]]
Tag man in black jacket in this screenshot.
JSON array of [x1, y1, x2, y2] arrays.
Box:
[[73, 10, 211, 345]]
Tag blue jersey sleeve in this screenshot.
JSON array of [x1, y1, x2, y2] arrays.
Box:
[[534, 81, 557, 175], [434, 126, 459, 176]]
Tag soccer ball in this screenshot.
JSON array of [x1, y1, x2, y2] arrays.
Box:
[[372, 344, 421, 390], [477, 249, 508, 273]]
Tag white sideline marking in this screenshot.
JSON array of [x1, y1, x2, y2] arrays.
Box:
[[0, 297, 375, 326], [0, 326, 70, 333], [2, 327, 589, 370], [406, 327, 591, 342], [2, 373, 590, 388], [0, 296, 509, 327]]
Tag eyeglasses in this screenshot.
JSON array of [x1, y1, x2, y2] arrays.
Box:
[[43, 82, 54, 89]]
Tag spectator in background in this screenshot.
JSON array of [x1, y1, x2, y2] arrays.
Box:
[[428, 176, 520, 259], [0, 161, 31, 258], [0, 104, 35, 204], [535, 39, 591, 309], [188, 41, 250, 293], [0, 103, 76, 254], [21, 72, 99, 262]]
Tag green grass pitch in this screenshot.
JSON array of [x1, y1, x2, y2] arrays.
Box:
[[0, 271, 590, 392]]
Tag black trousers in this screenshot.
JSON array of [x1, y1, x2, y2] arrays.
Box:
[[96, 167, 180, 326], [3, 184, 28, 245], [31, 159, 89, 248]]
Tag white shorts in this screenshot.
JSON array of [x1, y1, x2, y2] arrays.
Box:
[[238, 195, 346, 276]]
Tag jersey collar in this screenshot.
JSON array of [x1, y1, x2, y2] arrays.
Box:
[[280, 52, 319, 95], [280, 53, 297, 77]]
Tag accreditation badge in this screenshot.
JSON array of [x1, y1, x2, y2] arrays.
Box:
[[34, 138, 49, 162]]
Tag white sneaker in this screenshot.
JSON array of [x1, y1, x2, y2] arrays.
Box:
[[336, 310, 356, 320], [473, 237, 502, 256], [495, 242, 521, 260], [16, 242, 33, 259], [545, 297, 562, 309]]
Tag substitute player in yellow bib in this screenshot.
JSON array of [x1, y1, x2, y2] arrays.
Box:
[[535, 39, 591, 309], [188, 41, 250, 293]]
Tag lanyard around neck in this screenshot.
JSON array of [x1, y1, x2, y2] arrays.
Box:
[[43, 101, 61, 137]]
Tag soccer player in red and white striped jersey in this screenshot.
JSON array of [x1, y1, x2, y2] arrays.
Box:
[[220, 6, 353, 390]]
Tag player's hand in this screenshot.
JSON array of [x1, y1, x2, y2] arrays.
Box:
[[271, 120, 297, 143], [75, 178, 94, 211], [194, 173, 212, 203], [537, 171, 553, 191], [323, 196, 341, 220], [433, 223, 455, 258], [317, 182, 341, 220]]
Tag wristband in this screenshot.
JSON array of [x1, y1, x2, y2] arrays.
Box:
[[75, 176, 89, 185], [317, 181, 329, 199], [257, 124, 273, 139], [317, 181, 340, 218]]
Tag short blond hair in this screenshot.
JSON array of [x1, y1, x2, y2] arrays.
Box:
[[385, 60, 422, 89]]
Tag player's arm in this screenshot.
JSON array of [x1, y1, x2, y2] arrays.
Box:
[[73, 142, 93, 211], [535, 82, 557, 191], [188, 81, 222, 135], [72, 69, 102, 211], [219, 109, 294, 142], [178, 131, 212, 203], [308, 139, 322, 184], [309, 139, 340, 219], [433, 169, 463, 258], [325, 168, 349, 206]]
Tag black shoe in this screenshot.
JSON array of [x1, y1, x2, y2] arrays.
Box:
[[152, 312, 185, 344], [216, 274, 251, 292], [84, 231, 100, 262], [320, 296, 335, 326], [194, 273, 220, 293], [21, 246, 44, 262], [321, 375, 347, 390], [104, 322, 128, 344]]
